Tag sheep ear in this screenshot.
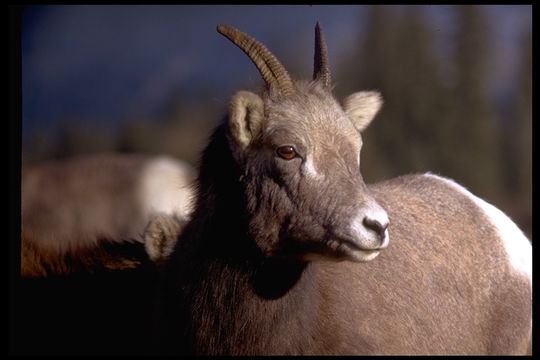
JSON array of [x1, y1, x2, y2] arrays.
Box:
[[228, 91, 265, 149], [342, 91, 383, 132], [144, 214, 185, 264]]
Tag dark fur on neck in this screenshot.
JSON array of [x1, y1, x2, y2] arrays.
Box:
[[154, 122, 319, 355]]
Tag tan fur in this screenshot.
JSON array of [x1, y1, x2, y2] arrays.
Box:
[[156, 172, 532, 355], [307, 175, 532, 354]]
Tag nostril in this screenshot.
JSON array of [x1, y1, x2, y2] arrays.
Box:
[[363, 217, 388, 237]]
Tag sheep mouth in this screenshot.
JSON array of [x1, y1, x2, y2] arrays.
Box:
[[326, 238, 381, 263]]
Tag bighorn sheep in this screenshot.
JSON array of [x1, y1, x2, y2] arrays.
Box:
[[21, 153, 195, 277], [151, 23, 532, 355]]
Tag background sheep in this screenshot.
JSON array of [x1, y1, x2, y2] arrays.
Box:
[[21, 153, 195, 277]]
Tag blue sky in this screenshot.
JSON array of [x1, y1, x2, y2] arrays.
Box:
[[21, 5, 532, 138]]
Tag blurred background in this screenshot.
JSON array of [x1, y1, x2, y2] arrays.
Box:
[[22, 5, 532, 238]]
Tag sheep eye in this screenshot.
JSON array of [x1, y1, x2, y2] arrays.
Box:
[[276, 146, 297, 160]]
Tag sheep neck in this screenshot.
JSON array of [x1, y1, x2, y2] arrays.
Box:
[[165, 123, 322, 354]]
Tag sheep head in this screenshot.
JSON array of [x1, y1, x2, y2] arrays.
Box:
[[218, 23, 388, 263]]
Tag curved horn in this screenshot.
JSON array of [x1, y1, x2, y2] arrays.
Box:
[[313, 22, 331, 87], [217, 24, 295, 97]]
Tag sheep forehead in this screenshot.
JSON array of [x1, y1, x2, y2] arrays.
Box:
[[263, 88, 359, 149]]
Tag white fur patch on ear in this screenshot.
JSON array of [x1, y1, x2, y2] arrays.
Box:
[[342, 91, 383, 132], [229, 91, 264, 149]]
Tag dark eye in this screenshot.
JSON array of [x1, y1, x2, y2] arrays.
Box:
[[276, 145, 297, 160]]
